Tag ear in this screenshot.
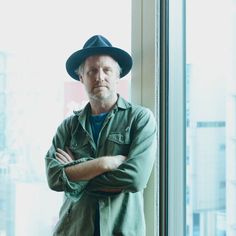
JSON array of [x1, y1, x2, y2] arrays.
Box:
[[80, 75, 84, 83]]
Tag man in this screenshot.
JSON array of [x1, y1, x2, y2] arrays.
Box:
[[45, 35, 157, 236]]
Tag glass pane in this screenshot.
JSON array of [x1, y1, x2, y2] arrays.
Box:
[[0, 0, 131, 235], [186, 0, 235, 236]]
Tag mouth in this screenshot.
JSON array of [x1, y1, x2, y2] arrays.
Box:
[[94, 84, 107, 89]]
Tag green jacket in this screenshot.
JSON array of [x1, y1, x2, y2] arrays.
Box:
[[45, 96, 157, 236]]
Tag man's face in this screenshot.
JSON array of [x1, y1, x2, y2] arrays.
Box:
[[80, 55, 120, 102]]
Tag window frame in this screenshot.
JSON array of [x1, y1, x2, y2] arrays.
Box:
[[132, 0, 186, 235], [132, 0, 158, 235], [168, 0, 186, 234]]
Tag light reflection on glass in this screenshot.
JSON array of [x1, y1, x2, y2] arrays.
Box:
[[186, 0, 235, 235], [0, 0, 131, 235]]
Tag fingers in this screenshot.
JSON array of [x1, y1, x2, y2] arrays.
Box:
[[56, 152, 69, 164], [57, 148, 74, 161], [116, 155, 127, 162], [65, 147, 75, 160], [56, 148, 74, 164]]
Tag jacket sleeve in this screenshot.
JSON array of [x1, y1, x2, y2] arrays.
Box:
[[45, 116, 92, 199], [86, 108, 157, 193]]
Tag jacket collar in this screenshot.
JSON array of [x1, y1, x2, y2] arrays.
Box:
[[115, 94, 132, 110], [73, 94, 131, 118]]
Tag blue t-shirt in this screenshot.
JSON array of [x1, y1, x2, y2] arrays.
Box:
[[89, 112, 108, 236], [89, 112, 108, 145]]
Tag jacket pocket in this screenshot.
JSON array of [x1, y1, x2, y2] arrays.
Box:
[[68, 135, 93, 159], [106, 131, 130, 155]]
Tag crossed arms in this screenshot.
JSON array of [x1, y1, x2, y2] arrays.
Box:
[[56, 148, 126, 192], [45, 108, 157, 195]]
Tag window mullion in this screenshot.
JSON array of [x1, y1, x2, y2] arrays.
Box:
[[168, 0, 186, 235]]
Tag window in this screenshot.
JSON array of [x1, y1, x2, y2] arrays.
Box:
[[185, 0, 235, 235], [0, 1, 131, 235], [165, 0, 236, 235]]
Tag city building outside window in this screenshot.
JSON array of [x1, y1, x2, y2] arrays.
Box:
[[186, 0, 236, 235]]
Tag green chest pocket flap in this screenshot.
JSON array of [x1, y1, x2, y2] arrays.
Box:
[[69, 135, 92, 159], [106, 128, 131, 156]]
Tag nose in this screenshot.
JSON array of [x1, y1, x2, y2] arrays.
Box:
[[96, 68, 105, 81]]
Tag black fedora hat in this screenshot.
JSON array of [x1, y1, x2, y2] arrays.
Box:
[[66, 35, 133, 81]]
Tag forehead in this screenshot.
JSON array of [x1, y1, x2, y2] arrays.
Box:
[[84, 55, 117, 68]]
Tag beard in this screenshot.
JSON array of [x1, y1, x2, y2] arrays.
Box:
[[90, 86, 116, 101]]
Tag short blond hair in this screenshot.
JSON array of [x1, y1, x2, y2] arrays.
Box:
[[74, 57, 122, 80]]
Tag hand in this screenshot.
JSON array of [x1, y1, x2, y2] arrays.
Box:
[[56, 147, 75, 164], [102, 155, 127, 171]]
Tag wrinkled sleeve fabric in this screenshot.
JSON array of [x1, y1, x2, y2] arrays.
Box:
[[87, 108, 157, 193], [45, 116, 92, 199]]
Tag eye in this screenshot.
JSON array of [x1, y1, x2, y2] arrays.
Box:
[[103, 67, 112, 74], [87, 68, 98, 76]]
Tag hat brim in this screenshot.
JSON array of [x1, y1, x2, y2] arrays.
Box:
[[66, 47, 132, 81]]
